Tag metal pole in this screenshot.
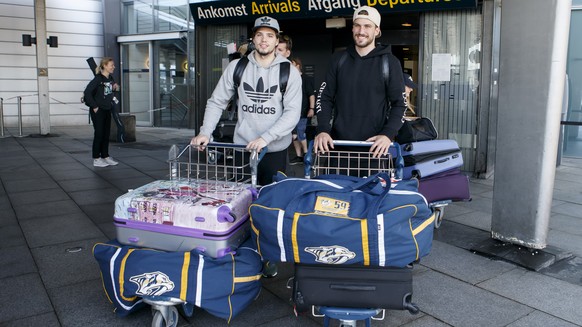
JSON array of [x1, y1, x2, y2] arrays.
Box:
[[0, 97, 5, 137], [17, 96, 23, 137]]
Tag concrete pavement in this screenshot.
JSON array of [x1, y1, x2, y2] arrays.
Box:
[[1, 125, 582, 326]]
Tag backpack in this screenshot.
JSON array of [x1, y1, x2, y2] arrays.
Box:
[[213, 57, 291, 142]]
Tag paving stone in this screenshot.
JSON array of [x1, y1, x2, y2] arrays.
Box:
[[441, 203, 475, 219], [47, 278, 153, 327], [548, 229, 582, 258], [47, 168, 99, 181], [0, 274, 54, 323], [399, 315, 451, 327], [0, 224, 27, 249], [41, 161, 89, 172], [0, 163, 48, 181], [94, 167, 150, 180], [549, 213, 582, 236], [31, 237, 108, 289], [0, 245, 36, 279], [2, 177, 60, 194], [444, 209, 492, 232], [8, 188, 70, 207], [420, 241, 516, 285], [456, 194, 493, 213], [58, 177, 114, 193], [413, 269, 533, 327], [506, 310, 579, 327], [97, 221, 116, 240], [108, 176, 156, 192], [551, 202, 582, 218], [552, 189, 582, 204], [254, 314, 322, 327], [540, 256, 582, 286], [478, 268, 582, 325], [68, 187, 123, 206], [0, 206, 17, 226], [1, 312, 61, 327], [13, 199, 83, 220], [20, 213, 104, 248], [81, 203, 115, 224]]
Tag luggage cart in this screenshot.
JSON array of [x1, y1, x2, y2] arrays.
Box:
[[298, 140, 420, 327], [141, 142, 264, 327]]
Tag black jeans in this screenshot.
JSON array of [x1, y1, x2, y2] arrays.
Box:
[[235, 148, 288, 186], [90, 108, 111, 159]]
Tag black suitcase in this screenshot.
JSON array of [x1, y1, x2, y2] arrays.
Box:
[[292, 263, 419, 314]]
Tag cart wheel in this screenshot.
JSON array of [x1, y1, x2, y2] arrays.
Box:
[[151, 306, 179, 327], [434, 207, 445, 229]]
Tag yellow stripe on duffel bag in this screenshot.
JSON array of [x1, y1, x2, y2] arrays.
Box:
[[413, 213, 436, 236]]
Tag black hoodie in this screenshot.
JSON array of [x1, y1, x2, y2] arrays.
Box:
[[316, 45, 406, 141], [84, 74, 116, 111]]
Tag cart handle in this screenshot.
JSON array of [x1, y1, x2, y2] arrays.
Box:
[[179, 142, 268, 162]]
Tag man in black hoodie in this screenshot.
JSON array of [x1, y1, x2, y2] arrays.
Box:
[[314, 6, 407, 159]]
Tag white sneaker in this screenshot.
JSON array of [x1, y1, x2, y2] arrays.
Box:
[[104, 157, 118, 166], [93, 158, 109, 167]]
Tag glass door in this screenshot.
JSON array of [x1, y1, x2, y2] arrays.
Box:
[[564, 8, 582, 158], [153, 38, 189, 128], [121, 42, 153, 126]]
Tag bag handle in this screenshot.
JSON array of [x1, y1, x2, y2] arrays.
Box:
[[283, 172, 391, 218]]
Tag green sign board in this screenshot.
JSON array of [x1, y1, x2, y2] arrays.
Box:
[[190, 0, 478, 25]]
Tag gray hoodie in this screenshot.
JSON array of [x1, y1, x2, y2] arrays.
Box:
[[199, 51, 302, 152]]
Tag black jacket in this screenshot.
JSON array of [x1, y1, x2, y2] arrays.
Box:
[[316, 45, 406, 141], [84, 74, 116, 111]]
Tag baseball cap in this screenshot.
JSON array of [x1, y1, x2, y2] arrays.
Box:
[[253, 16, 280, 34], [403, 73, 417, 89], [353, 6, 381, 28]]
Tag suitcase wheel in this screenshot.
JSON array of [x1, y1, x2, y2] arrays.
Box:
[[151, 305, 179, 327], [403, 294, 420, 315], [433, 206, 445, 229]]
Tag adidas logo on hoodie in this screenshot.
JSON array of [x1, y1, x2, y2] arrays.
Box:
[[240, 77, 277, 114]]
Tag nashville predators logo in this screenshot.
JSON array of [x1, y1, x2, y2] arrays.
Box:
[[304, 246, 356, 264], [129, 271, 175, 296]]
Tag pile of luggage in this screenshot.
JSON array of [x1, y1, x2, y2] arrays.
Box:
[[92, 130, 471, 325]]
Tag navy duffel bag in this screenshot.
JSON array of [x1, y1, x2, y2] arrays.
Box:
[[93, 239, 262, 322], [249, 172, 434, 268]]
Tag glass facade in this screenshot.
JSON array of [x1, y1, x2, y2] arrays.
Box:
[[565, 8, 582, 158], [122, 0, 193, 35], [120, 0, 195, 128], [419, 9, 482, 171]]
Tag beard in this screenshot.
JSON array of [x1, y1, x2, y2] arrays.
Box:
[[353, 33, 374, 48], [255, 44, 275, 56]]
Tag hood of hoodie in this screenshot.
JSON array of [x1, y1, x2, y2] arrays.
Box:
[[347, 44, 392, 59]]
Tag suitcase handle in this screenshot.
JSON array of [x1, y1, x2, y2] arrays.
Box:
[[434, 157, 450, 164], [330, 284, 377, 291]]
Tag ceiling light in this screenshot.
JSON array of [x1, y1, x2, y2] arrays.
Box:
[[402, 23, 412, 27], [403, 47, 410, 51]]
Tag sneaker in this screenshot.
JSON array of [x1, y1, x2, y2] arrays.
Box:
[[93, 158, 108, 167], [104, 157, 118, 166], [289, 156, 304, 165]]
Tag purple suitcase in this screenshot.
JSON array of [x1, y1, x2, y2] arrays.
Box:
[[392, 140, 463, 178], [113, 179, 256, 257], [417, 168, 471, 203]]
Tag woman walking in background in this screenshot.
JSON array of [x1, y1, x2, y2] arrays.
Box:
[[84, 57, 119, 167]]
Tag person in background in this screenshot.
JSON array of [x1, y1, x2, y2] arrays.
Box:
[[314, 6, 407, 159], [84, 57, 120, 168], [276, 34, 292, 58], [403, 73, 417, 117], [289, 57, 316, 165]]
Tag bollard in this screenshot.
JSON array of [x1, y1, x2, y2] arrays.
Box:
[[0, 97, 4, 137], [17, 96, 23, 137]]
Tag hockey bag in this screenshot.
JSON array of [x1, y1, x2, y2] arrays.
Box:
[[92, 239, 262, 322], [249, 172, 435, 268]]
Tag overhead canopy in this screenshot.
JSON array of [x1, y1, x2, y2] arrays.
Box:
[[190, 0, 478, 25]]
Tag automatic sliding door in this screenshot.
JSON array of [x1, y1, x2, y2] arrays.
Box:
[[121, 42, 152, 126]]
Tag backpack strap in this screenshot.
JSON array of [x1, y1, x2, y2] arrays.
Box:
[[227, 57, 249, 120], [279, 61, 290, 101]]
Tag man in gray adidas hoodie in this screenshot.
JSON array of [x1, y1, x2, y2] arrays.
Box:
[[191, 16, 302, 185]]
